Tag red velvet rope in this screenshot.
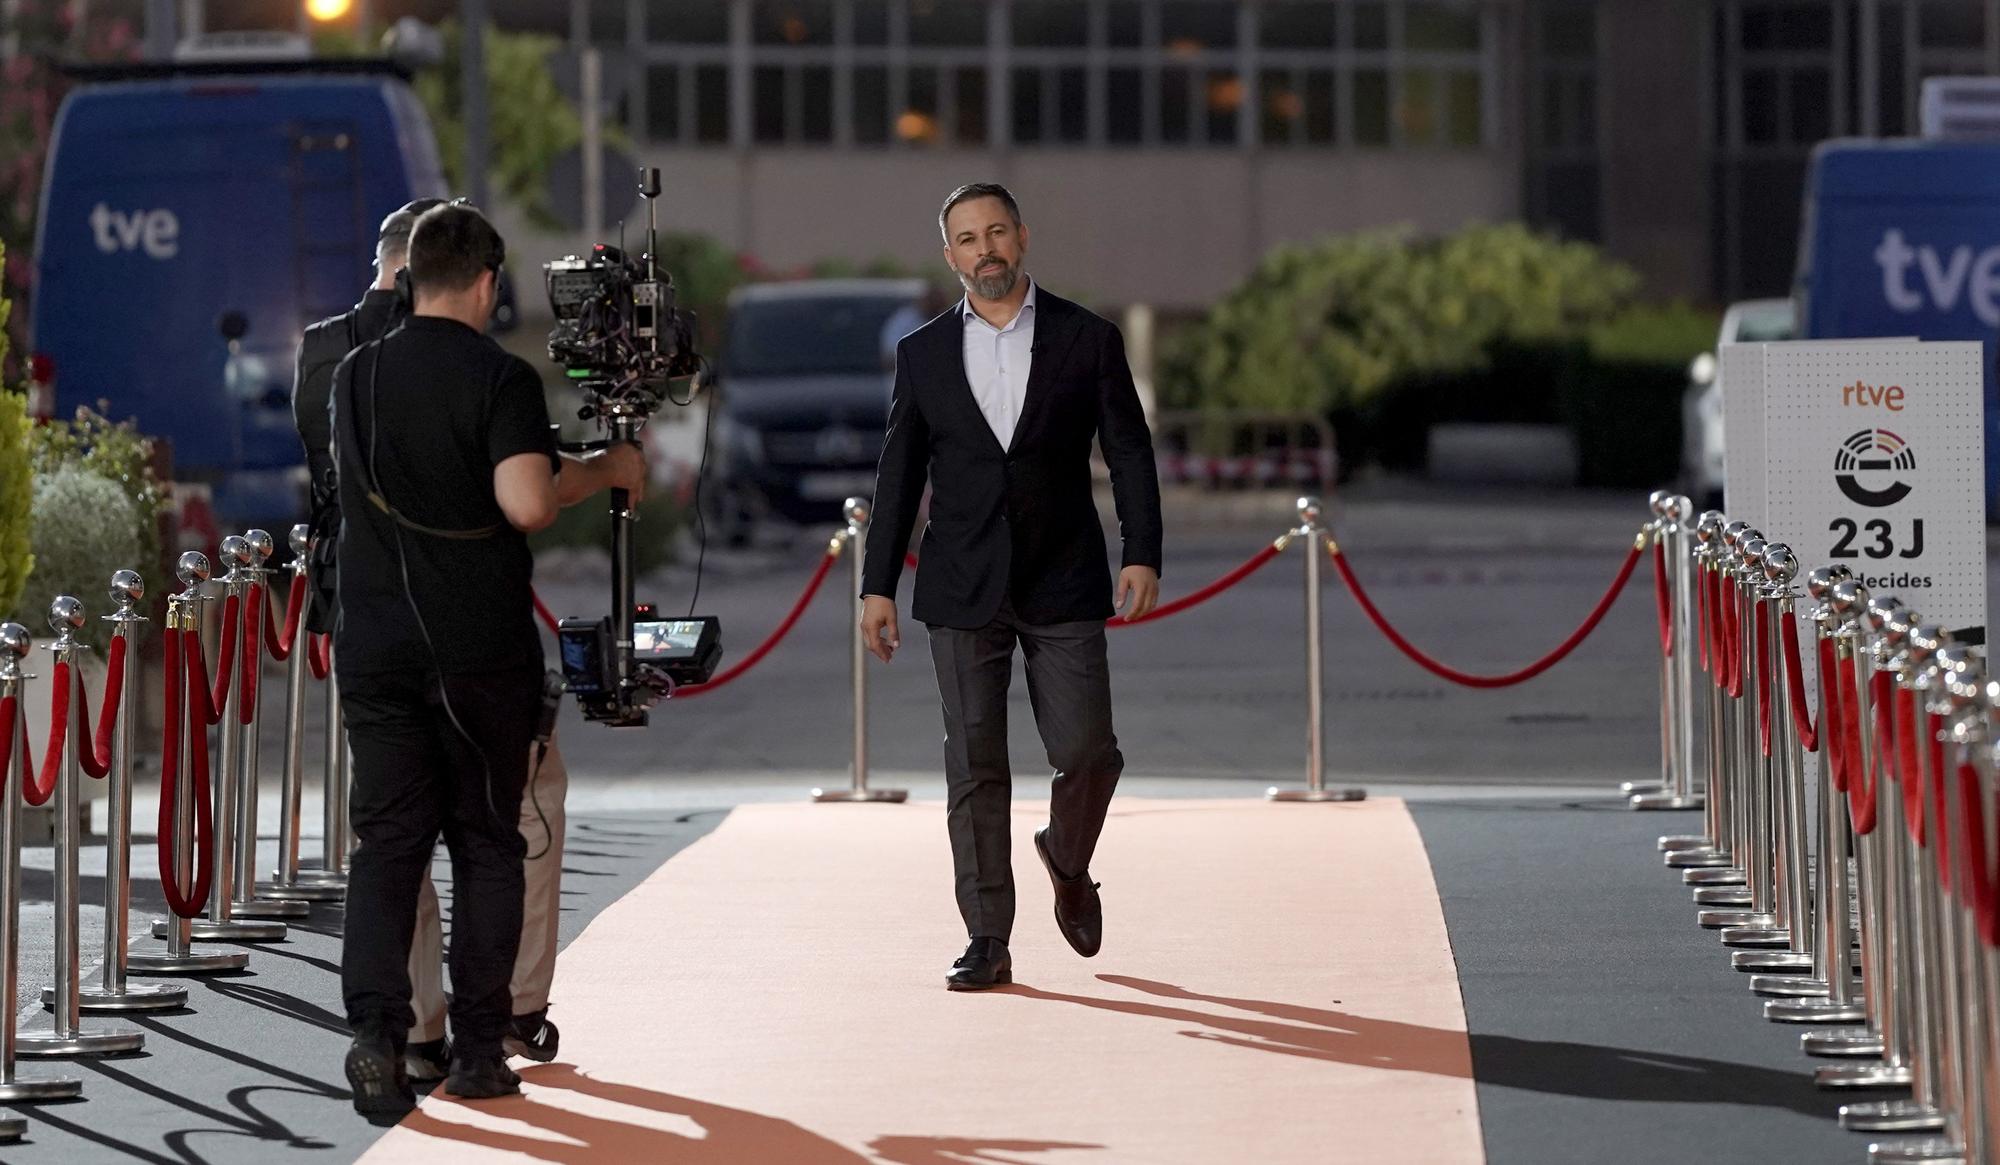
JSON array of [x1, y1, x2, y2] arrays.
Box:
[[241, 583, 263, 725], [905, 552, 920, 570], [1756, 604, 1772, 758], [309, 634, 331, 681], [1325, 539, 1642, 689], [165, 624, 216, 916], [1960, 761, 1997, 945], [1697, 564, 1712, 673], [0, 695, 14, 795], [1845, 658, 1878, 834], [1652, 542, 1673, 657], [264, 574, 307, 661], [533, 592, 560, 635], [1724, 584, 1744, 700], [1895, 690, 1925, 847], [72, 634, 126, 779], [1824, 646, 1849, 790], [674, 548, 840, 698], [22, 661, 69, 806], [1784, 622, 1821, 753], [1928, 713, 1950, 889], [206, 593, 239, 712], [1110, 542, 1281, 628]]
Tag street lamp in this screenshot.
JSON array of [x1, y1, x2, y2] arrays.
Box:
[[305, 0, 352, 21]]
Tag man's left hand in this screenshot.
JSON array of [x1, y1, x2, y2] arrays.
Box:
[[1116, 565, 1160, 621]]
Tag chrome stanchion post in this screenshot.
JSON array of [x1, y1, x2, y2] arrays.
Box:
[[262, 526, 340, 901], [133, 556, 249, 974], [52, 573, 185, 1013], [0, 623, 77, 1108], [226, 530, 306, 921], [1740, 545, 1820, 977], [1270, 497, 1365, 803], [1768, 569, 1868, 1020], [1637, 495, 1704, 812], [16, 598, 144, 1058], [1623, 490, 1674, 799], [1677, 515, 1748, 889], [814, 499, 907, 804], [1663, 510, 1729, 849], [1702, 532, 1785, 934], [178, 538, 284, 943]]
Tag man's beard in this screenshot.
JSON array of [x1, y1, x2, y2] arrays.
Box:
[[958, 257, 1020, 301]]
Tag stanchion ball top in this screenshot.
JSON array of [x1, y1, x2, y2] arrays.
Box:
[[289, 525, 311, 556], [1828, 579, 1868, 615], [1697, 510, 1726, 535], [48, 596, 85, 635], [244, 529, 275, 563], [1805, 566, 1840, 600], [176, 552, 212, 588], [1648, 489, 1671, 516], [1720, 520, 1750, 548], [109, 570, 144, 609], [218, 536, 252, 572], [1907, 623, 1950, 662], [843, 497, 870, 526], [1739, 537, 1769, 571], [1296, 496, 1323, 525], [1666, 495, 1694, 522], [0, 624, 30, 660], [1881, 607, 1918, 645], [1762, 544, 1798, 585], [1864, 594, 1903, 631], [1941, 660, 1985, 705]]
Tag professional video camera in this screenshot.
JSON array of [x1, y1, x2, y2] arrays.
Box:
[[545, 167, 720, 728]]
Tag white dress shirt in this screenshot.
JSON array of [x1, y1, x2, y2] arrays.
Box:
[[960, 279, 1037, 450]]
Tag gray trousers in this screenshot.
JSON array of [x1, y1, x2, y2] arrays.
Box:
[[926, 597, 1123, 942]]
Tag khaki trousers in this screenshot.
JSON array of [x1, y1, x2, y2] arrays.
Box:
[[408, 736, 568, 1043]]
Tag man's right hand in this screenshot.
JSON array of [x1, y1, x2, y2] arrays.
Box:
[[600, 442, 647, 504], [860, 595, 900, 663]]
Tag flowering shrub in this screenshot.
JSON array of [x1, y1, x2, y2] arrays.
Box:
[[14, 466, 142, 649]]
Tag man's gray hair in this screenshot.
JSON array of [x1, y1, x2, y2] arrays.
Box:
[[938, 182, 1022, 242]]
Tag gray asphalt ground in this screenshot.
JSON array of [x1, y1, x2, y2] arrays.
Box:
[[4, 481, 1981, 1162]]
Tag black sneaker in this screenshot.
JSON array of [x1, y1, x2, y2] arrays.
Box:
[[404, 1037, 451, 1084], [444, 1053, 522, 1100], [502, 1009, 559, 1063], [346, 1034, 416, 1123]]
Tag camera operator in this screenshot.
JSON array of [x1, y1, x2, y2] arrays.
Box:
[[329, 203, 645, 1120], [294, 198, 578, 1089]]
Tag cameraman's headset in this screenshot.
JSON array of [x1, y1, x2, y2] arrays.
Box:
[[354, 199, 509, 541]]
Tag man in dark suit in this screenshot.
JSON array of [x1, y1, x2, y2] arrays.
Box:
[[860, 183, 1163, 991]]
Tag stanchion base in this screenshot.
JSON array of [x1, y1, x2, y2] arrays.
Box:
[[126, 948, 249, 975], [1698, 908, 1765, 929], [1684, 866, 1746, 886], [1695, 887, 1754, 907], [293, 868, 346, 887], [1721, 924, 1793, 948], [259, 879, 345, 903], [226, 898, 310, 919], [15, 1028, 143, 1058], [1668, 850, 1736, 869], [1658, 835, 1715, 852], [1631, 793, 1704, 812], [1750, 972, 1826, 997], [153, 919, 286, 943], [1805, 1030, 1887, 1058], [1820, 1063, 1911, 1090], [1868, 1138, 1964, 1164], [45, 981, 188, 1013], [1266, 787, 1368, 802], [0, 1115, 24, 1141], [1620, 781, 1667, 796], [1767, 995, 1867, 1024], [0, 1077, 81, 1102], [1732, 949, 1812, 972], [1842, 1100, 1945, 1133], [810, 788, 910, 804]]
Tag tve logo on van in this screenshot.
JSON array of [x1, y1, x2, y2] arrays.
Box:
[[1875, 229, 2000, 326], [90, 203, 178, 260]]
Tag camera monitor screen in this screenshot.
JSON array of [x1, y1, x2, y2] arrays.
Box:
[[633, 620, 707, 661]]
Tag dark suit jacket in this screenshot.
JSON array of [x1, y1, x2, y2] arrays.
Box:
[[861, 288, 1163, 629], [293, 288, 404, 504]]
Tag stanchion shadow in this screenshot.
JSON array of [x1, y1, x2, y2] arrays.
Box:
[[1002, 976, 1831, 1117], [199, 977, 350, 1036], [131, 1013, 348, 1100], [236, 939, 343, 976], [867, 1134, 1105, 1164], [76, 1057, 335, 1156], [398, 1063, 873, 1164]]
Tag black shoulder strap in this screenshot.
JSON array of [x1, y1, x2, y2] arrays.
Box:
[[347, 341, 504, 542]]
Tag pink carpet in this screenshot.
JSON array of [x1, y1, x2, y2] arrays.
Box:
[[359, 797, 1484, 1164]]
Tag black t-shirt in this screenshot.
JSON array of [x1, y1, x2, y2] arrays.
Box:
[[330, 315, 558, 677]]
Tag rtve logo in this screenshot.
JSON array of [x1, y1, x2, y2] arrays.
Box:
[[1841, 381, 1906, 411], [1875, 229, 2000, 326], [89, 203, 178, 260]]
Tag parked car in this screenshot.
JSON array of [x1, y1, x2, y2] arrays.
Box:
[[1681, 297, 1796, 509], [704, 278, 932, 544]]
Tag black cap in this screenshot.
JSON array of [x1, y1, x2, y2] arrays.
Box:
[[377, 197, 450, 249]]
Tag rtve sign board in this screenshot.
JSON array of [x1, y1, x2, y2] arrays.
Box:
[[1722, 340, 1987, 634]]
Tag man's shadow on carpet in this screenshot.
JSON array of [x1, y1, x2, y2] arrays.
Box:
[[402, 1064, 1101, 1164], [1002, 975, 1834, 1118]]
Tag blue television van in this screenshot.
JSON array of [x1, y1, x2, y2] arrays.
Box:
[[1796, 139, 2000, 513], [29, 59, 446, 526]]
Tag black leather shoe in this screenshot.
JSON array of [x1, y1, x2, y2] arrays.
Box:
[[346, 1034, 416, 1123], [1035, 827, 1103, 957], [946, 937, 1012, 991], [445, 1053, 522, 1100]]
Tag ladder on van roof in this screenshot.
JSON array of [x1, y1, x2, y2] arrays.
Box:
[[289, 124, 369, 328]]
